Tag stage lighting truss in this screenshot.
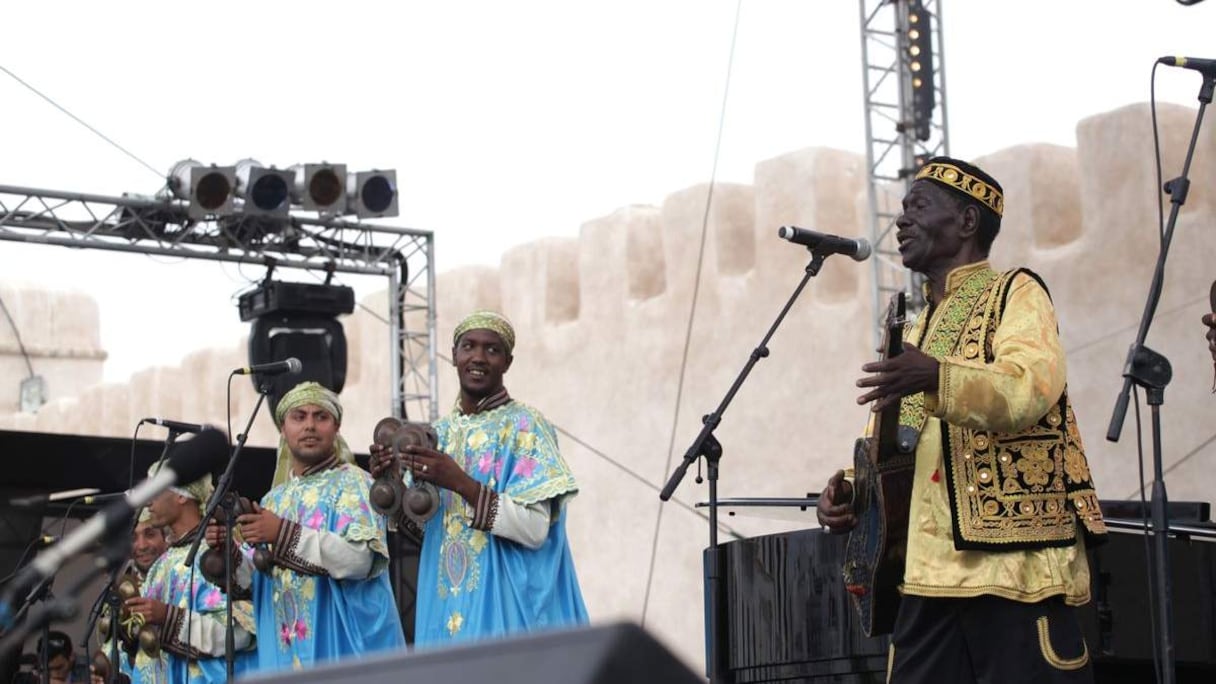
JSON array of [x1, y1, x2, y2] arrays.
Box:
[[0, 183, 438, 422], [859, 0, 949, 349]]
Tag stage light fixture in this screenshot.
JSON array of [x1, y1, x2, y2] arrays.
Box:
[[290, 163, 347, 214], [346, 170, 399, 218], [168, 159, 235, 218], [906, 0, 935, 141], [234, 159, 293, 216], [239, 280, 355, 414]]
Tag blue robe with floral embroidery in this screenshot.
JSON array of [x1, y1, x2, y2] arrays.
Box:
[[132, 535, 257, 684], [415, 401, 588, 646], [251, 463, 404, 671]]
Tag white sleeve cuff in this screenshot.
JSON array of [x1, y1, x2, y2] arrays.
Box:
[[490, 496, 551, 550], [291, 524, 375, 580], [172, 610, 253, 655]]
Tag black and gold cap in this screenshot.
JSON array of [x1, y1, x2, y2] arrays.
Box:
[[914, 156, 1004, 218]]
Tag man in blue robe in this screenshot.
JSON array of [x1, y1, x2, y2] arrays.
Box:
[[212, 382, 404, 672], [94, 508, 167, 684], [126, 462, 256, 684], [372, 310, 588, 645]]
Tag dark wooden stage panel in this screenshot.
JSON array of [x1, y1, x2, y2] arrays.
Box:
[[722, 529, 889, 683]]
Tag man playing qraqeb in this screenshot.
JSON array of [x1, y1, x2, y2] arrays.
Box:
[[372, 311, 588, 645], [210, 381, 404, 671]]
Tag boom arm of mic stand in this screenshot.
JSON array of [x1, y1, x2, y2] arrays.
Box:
[[659, 251, 826, 502], [185, 378, 269, 684]]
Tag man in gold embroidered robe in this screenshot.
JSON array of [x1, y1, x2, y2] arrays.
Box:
[[817, 157, 1106, 683]]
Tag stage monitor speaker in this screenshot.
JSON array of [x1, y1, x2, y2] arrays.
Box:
[[244, 622, 701, 684]]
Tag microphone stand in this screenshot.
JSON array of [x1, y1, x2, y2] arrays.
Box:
[[1105, 70, 1214, 684], [84, 429, 183, 684], [660, 249, 829, 683], [38, 581, 50, 684], [105, 583, 122, 684], [185, 374, 271, 684], [0, 527, 130, 662], [0, 573, 55, 668]]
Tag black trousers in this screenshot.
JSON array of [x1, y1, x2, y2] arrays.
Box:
[[887, 594, 1094, 684]]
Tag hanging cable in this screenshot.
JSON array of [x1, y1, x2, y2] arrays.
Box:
[[0, 63, 163, 181], [0, 293, 36, 379], [642, 0, 744, 626]]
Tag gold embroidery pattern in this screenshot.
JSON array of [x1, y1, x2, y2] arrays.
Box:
[[446, 611, 464, 636], [915, 162, 1005, 217], [946, 270, 1107, 547], [899, 267, 1000, 432], [1036, 616, 1090, 671]]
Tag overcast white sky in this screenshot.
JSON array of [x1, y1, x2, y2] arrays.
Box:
[[3, 0, 1215, 382]]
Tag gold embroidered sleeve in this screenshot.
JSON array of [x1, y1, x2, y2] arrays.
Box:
[[931, 274, 1066, 433]]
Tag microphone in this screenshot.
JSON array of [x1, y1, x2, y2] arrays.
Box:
[[1158, 56, 1216, 76], [82, 492, 129, 505], [777, 226, 872, 262], [233, 358, 302, 376], [5, 488, 102, 508], [0, 428, 229, 629], [141, 417, 206, 434]]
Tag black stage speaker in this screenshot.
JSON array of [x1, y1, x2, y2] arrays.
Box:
[[244, 622, 701, 684]]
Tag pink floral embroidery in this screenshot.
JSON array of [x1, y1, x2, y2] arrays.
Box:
[[202, 589, 221, 609], [516, 415, 530, 431], [279, 619, 307, 645], [336, 514, 352, 530], [478, 452, 495, 474], [307, 510, 325, 528], [495, 459, 505, 479], [513, 457, 538, 478]]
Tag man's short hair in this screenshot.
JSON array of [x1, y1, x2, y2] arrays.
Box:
[[37, 631, 71, 661]]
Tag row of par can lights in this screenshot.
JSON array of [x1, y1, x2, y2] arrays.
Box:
[[167, 159, 398, 220]]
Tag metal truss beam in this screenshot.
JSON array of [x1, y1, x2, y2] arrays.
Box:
[[859, 0, 949, 345], [0, 183, 437, 422]]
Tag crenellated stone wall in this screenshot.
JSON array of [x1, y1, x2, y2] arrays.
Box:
[[2, 103, 1214, 672], [0, 283, 107, 416]]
